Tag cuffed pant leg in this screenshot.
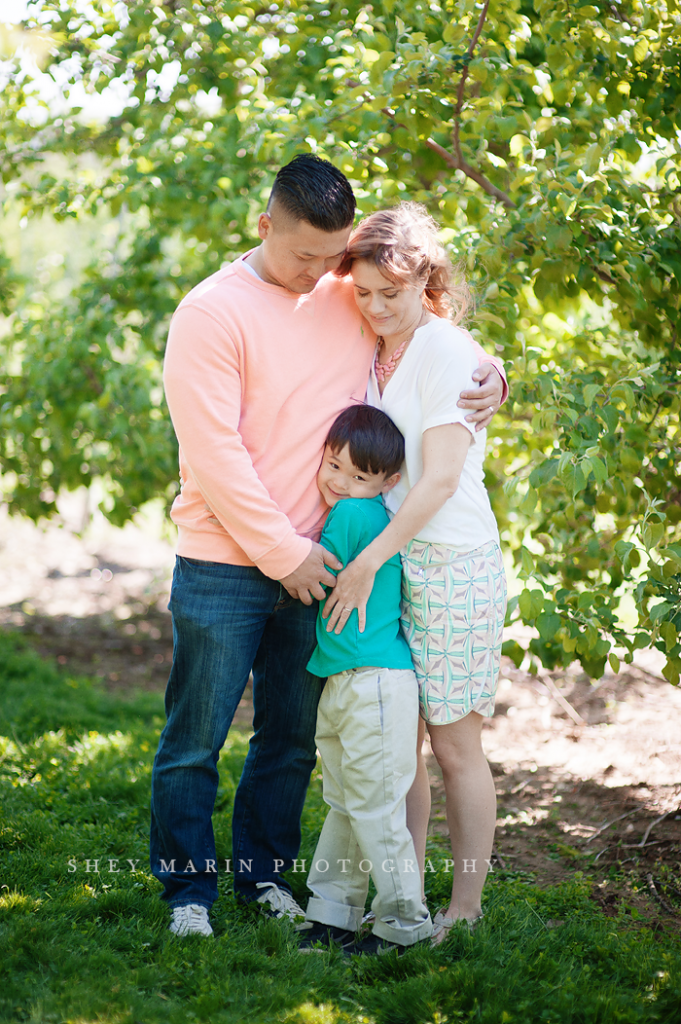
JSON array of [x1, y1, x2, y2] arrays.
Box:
[[305, 684, 367, 932], [337, 668, 432, 946]]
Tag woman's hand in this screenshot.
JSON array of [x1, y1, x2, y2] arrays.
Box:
[[322, 424, 470, 634], [322, 554, 377, 634], [458, 362, 504, 431]]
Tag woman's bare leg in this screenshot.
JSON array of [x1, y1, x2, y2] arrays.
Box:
[[427, 711, 496, 921], [406, 716, 430, 895]]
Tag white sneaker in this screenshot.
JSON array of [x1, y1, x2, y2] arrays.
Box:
[[255, 882, 311, 930], [169, 903, 213, 937]]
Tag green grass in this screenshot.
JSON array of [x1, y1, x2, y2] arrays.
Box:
[[1, 631, 680, 1024]]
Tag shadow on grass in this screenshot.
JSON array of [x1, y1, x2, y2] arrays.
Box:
[[1, 631, 681, 1023]]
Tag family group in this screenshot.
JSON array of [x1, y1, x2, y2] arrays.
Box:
[[150, 154, 508, 955]]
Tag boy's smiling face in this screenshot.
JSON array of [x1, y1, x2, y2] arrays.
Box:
[[317, 443, 400, 508]]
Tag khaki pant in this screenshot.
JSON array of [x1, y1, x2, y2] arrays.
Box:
[[306, 667, 432, 946]]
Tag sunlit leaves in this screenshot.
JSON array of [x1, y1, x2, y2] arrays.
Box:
[[0, 0, 679, 678]]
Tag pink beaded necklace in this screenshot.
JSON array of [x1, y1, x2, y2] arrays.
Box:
[[374, 337, 408, 383]]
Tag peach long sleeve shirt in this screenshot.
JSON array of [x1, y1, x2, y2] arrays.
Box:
[[163, 254, 507, 580]]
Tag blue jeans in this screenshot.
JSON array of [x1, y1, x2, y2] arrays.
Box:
[[150, 556, 323, 908]]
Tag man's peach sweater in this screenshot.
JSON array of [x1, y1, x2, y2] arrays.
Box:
[[163, 255, 507, 580]]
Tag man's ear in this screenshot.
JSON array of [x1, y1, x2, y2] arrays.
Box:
[[257, 212, 272, 242], [381, 472, 401, 494]]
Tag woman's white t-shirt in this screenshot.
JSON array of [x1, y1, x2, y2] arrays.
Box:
[[366, 318, 500, 553]]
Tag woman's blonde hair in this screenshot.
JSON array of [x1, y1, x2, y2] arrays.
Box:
[[336, 202, 470, 324]]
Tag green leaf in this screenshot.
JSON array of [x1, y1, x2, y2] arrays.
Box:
[[501, 639, 525, 669], [661, 622, 678, 652], [633, 37, 649, 63], [583, 143, 602, 175], [369, 51, 395, 84], [519, 589, 544, 621], [505, 595, 520, 625], [662, 659, 680, 686], [608, 652, 620, 675], [583, 383, 601, 409], [572, 464, 587, 496], [443, 22, 466, 44], [557, 193, 577, 217], [589, 456, 608, 487], [665, 544, 681, 565], [529, 458, 559, 489], [509, 134, 531, 157], [614, 541, 635, 571], [642, 522, 665, 551], [468, 58, 488, 84], [520, 547, 535, 574], [540, 259, 565, 283], [650, 601, 672, 623], [476, 310, 506, 328], [519, 487, 538, 513], [601, 405, 619, 433], [611, 382, 635, 407], [536, 612, 561, 640]]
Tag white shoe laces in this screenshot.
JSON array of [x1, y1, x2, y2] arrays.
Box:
[[255, 882, 306, 921], [170, 903, 213, 937]]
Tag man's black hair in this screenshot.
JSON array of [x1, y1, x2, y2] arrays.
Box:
[[268, 154, 356, 232], [325, 405, 404, 478]]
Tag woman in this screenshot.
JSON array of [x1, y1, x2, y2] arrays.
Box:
[[323, 203, 507, 944]]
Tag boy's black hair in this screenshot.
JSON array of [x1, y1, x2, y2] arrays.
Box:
[[325, 405, 404, 478], [268, 155, 356, 232]]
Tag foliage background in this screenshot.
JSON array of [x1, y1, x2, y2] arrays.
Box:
[[0, 0, 680, 681]]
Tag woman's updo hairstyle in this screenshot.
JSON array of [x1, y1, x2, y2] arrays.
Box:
[[336, 202, 470, 324]]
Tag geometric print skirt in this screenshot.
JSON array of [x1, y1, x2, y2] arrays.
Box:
[[400, 539, 507, 725]]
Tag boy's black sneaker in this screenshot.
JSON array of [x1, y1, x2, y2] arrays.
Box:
[[351, 932, 408, 956], [298, 922, 356, 954]]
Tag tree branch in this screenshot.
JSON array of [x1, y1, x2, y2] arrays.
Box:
[[426, 1, 516, 209], [425, 137, 516, 208], [637, 809, 678, 848], [582, 809, 636, 846], [455, 0, 489, 119], [607, 4, 636, 27]]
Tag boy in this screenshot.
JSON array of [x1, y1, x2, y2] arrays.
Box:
[[300, 405, 433, 955]]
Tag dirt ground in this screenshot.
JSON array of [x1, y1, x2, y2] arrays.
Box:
[[1, 501, 680, 933]]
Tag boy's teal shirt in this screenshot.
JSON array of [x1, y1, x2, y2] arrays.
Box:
[[307, 494, 413, 677]]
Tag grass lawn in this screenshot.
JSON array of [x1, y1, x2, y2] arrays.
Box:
[[1, 631, 680, 1024]]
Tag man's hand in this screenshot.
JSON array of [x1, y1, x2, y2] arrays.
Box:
[[458, 362, 504, 431], [279, 542, 343, 605]]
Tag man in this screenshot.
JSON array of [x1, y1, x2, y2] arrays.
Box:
[[151, 155, 506, 937]]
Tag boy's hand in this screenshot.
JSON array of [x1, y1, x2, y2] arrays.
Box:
[[322, 555, 377, 634], [457, 362, 504, 431], [280, 543, 342, 604]]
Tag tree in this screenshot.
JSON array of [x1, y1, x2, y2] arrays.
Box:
[[1, 0, 679, 682]]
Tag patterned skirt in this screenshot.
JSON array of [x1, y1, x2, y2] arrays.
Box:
[[400, 539, 507, 725]]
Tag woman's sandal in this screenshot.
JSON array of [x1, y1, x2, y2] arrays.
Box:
[[430, 909, 484, 947]]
